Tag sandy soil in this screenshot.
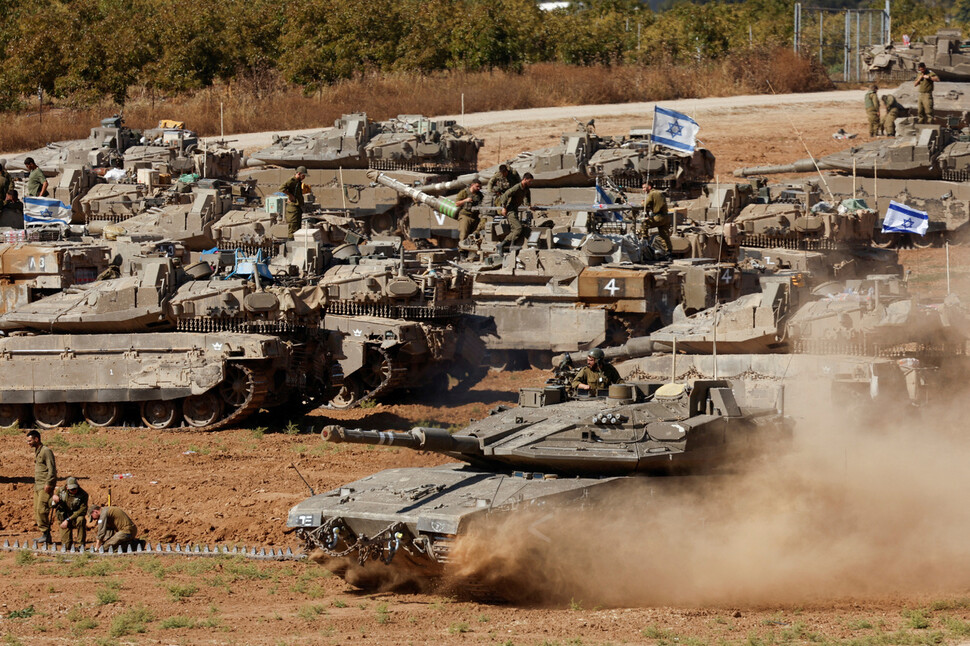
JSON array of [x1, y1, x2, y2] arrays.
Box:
[[4, 94, 970, 645]]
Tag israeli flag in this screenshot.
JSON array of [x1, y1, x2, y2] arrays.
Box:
[[23, 196, 72, 226], [881, 200, 928, 236], [651, 106, 699, 153], [594, 180, 623, 220]]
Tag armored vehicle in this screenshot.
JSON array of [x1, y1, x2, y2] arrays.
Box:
[[5, 115, 141, 174], [864, 30, 970, 82], [0, 241, 112, 314], [733, 123, 970, 245], [288, 378, 789, 594], [245, 113, 482, 174]]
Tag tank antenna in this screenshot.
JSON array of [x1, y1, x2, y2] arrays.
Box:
[[765, 81, 835, 203], [289, 463, 316, 496]]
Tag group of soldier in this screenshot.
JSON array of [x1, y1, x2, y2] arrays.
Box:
[[27, 429, 139, 550], [279, 162, 672, 254], [865, 62, 940, 138]]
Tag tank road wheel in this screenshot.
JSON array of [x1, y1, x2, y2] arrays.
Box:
[[81, 402, 122, 428], [182, 392, 224, 428], [329, 377, 363, 409], [871, 230, 897, 249], [526, 350, 553, 370], [0, 404, 26, 429], [218, 365, 255, 409], [140, 401, 179, 430], [33, 403, 73, 429], [910, 232, 938, 249], [369, 210, 396, 236]]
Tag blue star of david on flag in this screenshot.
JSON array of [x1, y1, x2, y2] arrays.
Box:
[[651, 106, 699, 153], [881, 200, 928, 236], [23, 196, 72, 227]]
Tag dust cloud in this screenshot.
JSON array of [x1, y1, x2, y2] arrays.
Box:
[[447, 391, 970, 607]]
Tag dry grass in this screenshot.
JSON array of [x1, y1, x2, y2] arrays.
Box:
[[0, 50, 831, 154]]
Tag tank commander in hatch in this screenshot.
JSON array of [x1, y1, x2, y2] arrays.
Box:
[[571, 348, 622, 392], [280, 165, 308, 238]]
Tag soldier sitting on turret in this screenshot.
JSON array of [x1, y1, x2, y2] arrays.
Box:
[[571, 348, 622, 392]]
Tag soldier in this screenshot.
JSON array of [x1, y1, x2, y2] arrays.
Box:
[[51, 477, 88, 549], [90, 505, 139, 551], [24, 157, 48, 197], [487, 164, 520, 204], [881, 94, 903, 136], [496, 172, 534, 253], [571, 348, 622, 392], [0, 159, 12, 201], [280, 165, 307, 238], [865, 84, 881, 137], [26, 430, 56, 544], [1, 189, 23, 225], [914, 62, 940, 124], [641, 181, 672, 256], [454, 178, 484, 242]]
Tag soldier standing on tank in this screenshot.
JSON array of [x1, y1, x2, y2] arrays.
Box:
[[454, 179, 484, 242], [641, 181, 672, 256], [24, 157, 48, 197], [280, 165, 307, 238], [27, 430, 56, 544], [881, 94, 903, 136], [90, 505, 138, 551], [487, 164, 520, 204], [571, 348, 622, 392], [865, 84, 882, 137], [51, 477, 88, 549], [496, 173, 534, 253], [914, 62, 940, 124]]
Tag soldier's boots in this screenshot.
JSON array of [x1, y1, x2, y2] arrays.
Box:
[[37, 532, 51, 544]]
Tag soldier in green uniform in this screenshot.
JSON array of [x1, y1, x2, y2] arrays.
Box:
[[914, 62, 940, 124], [496, 173, 534, 253], [24, 157, 48, 197], [454, 179, 484, 242], [881, 94, 903, 136], [51, 477, 88, 549], [27, 430, 56, 543], [0, 159, 12, 201], [1, 189, 23, 226], [865, 84, 881, 137], [571, 348, 622, 392], [90, 505, 139, 550], [641, 181, 672, 256], [279, 165, 307, 238], [487, 164, 520, 205]]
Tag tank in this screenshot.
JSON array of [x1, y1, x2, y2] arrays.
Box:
[[0, 241, 112, 314], [5, 115, 142, 174], [732, 123, 970, 245], [864, 30, 970, 82], [245, 113, 482, 174], [287, 378, 789, 593]]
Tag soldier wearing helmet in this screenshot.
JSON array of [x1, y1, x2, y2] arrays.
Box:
[[51, 476, 88, 549], [571, 347, 622, 392]]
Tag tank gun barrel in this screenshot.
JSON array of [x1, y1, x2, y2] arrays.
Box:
[[414, 174, 477, 195], [733, 159, 834, 177], [322, 424, 481, 454], [367, 170, 459, 218]]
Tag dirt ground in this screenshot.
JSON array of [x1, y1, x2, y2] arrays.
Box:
[[4, 99, 970, 645]]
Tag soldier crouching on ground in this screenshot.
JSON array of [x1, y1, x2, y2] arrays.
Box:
[[571, 348, 622, 392], [51, 477, 88, 549], [27, 430, 56, 544], [90, 505, 139, 550]]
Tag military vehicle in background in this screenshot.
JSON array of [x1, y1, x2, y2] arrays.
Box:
[[733, 122, 970, 245], [245, 113, 482, 174], [288, 378, 789, 595], [0, 232, 480, 426], [864, 30, 970, 82], [0, 242, 112, 314], [5, 115, 141, 174], [605, 272, 969, 415]]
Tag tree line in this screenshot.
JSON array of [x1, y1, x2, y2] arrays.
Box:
[[0, 0, 955, 111]]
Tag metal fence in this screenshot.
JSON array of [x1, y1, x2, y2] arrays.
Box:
[[794, 1, 891, 82]]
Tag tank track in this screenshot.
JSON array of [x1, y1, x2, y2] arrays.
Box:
[[187, 363, 270, 432], [0, 538, 304, 561], [329, 344, 410, 409]]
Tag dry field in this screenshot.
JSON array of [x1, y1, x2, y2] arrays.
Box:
[[2, 96, 970, 645]]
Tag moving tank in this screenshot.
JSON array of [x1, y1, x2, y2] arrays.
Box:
[[733, 122, 970, 245], [288, 377, 789, 594]]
